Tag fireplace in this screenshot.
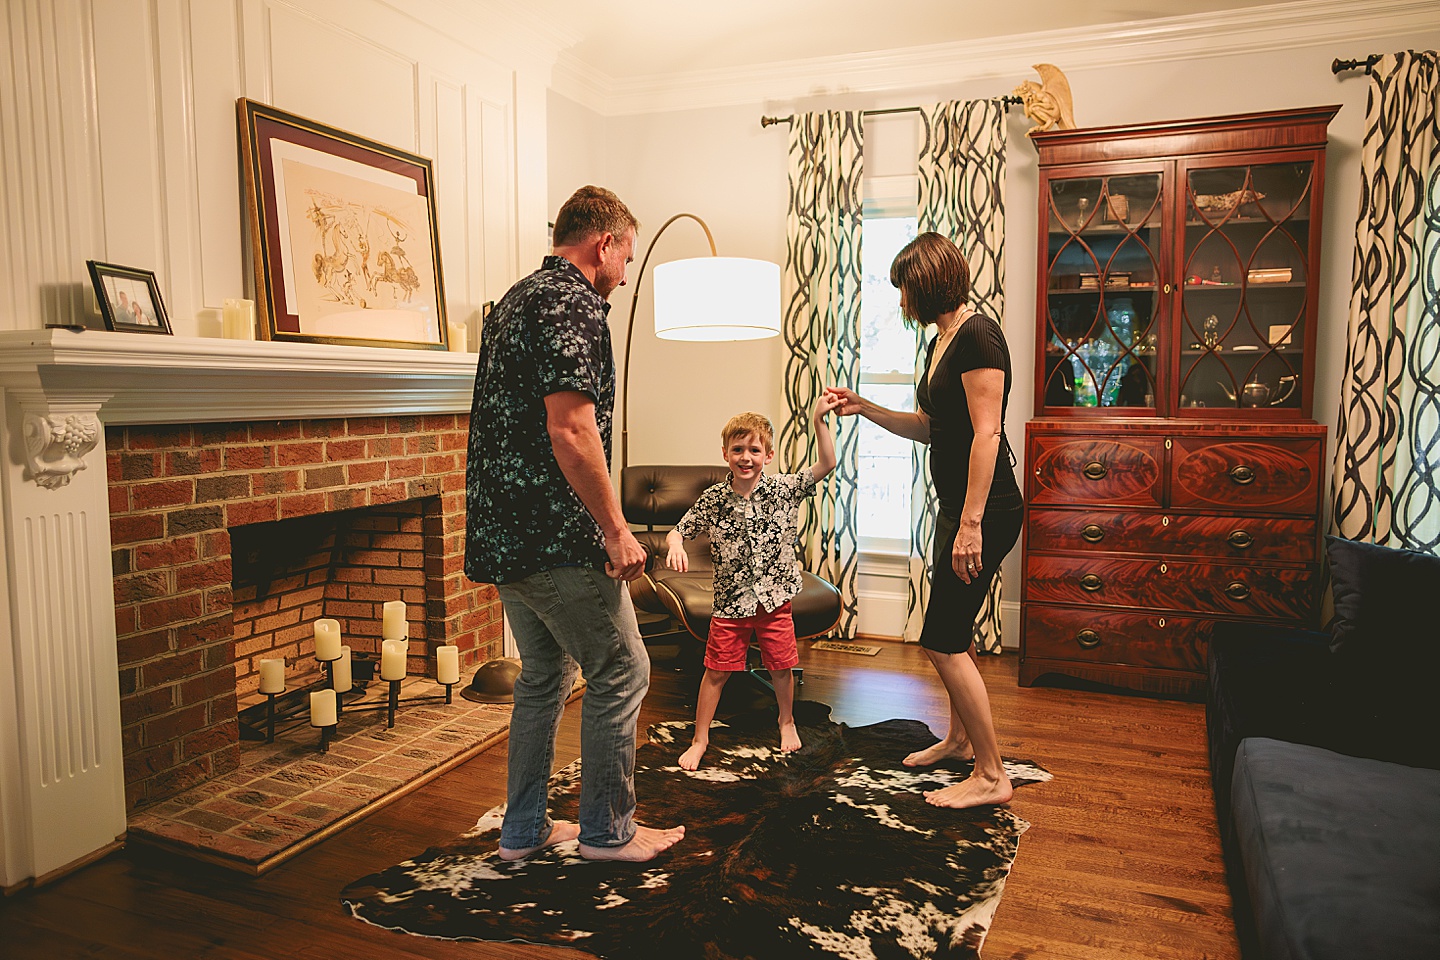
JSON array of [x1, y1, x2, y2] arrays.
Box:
[[0, 331, 493, 887]]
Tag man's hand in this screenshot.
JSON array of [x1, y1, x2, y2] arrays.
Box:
[[604, 527, 648, 581]]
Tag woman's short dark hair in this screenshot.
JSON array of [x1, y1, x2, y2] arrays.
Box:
[[889, 231, 971, 326]]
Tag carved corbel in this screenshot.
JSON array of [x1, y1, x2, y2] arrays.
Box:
[[23, 411, 101, 489]]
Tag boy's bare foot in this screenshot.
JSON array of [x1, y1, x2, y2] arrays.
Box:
[[497, 820, 580, 861], [678, 741, 708, 770], [579, 825, 686, 862], [779, 722, 801, 753], [924, 773, 1013, 809], [903, 738, 974, 767]]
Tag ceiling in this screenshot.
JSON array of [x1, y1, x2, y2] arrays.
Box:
[[505, 0, 1299, 79]]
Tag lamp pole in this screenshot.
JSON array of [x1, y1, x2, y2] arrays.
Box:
[[620, 213, 717, 472]]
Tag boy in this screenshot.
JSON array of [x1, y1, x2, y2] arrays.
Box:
[[665, 399, 838, 770]]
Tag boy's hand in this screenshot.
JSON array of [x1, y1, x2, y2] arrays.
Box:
[[813, 392, 841, 422], [665, 542, 689, 573]]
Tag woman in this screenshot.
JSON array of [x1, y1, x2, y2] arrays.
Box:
[[826, 232, 1023, 809]]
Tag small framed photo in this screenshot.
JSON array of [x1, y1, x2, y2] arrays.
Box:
[[86, 261, 172, 335]]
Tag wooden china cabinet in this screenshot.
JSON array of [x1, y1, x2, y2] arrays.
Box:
[[1019, 105, 1339, 698]]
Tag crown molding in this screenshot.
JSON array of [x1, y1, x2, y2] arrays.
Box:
[[377, 0, 568, 71], [550, 0, 1437, 116]]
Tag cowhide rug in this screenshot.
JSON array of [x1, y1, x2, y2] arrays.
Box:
[[342, 701, 1051, 959]]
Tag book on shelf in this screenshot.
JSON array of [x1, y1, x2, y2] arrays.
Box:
[[1247, 267, 1293, 283]]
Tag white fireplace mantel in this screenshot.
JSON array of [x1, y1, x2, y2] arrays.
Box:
[[0, 329, 480, 890], [0, 329, 481, 426]]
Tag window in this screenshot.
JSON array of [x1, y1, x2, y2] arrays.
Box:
[[857, 197, 918, 555]]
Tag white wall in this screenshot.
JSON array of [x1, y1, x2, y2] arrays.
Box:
[[1, 0, 558, 336], [548, 18, 1440, 641]]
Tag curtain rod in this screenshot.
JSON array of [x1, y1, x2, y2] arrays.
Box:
[[760, 98, 1021, 129], [1332, 54, 1382, 75]]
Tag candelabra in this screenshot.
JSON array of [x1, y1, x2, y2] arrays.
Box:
[[248, 601, 463, 752]]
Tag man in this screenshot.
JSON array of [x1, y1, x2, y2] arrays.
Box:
[[465, 185, 685, 863]]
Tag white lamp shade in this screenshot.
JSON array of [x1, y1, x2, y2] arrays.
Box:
[[652, 257, 780, 341]]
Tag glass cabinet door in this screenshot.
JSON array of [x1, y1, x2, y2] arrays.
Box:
[[1043, 172, 1163, 410], [1177, 160, 1314, 411]]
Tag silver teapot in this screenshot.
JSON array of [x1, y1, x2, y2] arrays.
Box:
[[1218, 375, 1297, 407]]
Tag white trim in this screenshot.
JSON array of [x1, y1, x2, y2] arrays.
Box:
[[551, 0, 1434, 116]]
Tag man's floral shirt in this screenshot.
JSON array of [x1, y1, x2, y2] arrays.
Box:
[[674, 470, 817, 618], [465, 256, 614, 585]]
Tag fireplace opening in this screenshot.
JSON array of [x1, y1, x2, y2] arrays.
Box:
[[230, 498, 436, 710]]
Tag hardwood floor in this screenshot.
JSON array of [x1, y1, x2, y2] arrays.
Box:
[[1, 640, 1239, 959]]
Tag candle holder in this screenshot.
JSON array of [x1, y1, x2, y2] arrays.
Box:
[[264, 691, 280, 743], [314, 721, 337, 753]]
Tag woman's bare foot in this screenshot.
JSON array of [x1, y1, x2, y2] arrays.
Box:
[[579, 825, 686, 862], [924, 773, 1013, 809], [497, 820, 581, 861], [779, 722, 801, 753], [678, 741, 708, 770], [903, 738, 974, 767]]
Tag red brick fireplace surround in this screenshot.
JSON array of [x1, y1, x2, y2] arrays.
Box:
[[107, 414, 501, 810], [0, 332, 495, 887]]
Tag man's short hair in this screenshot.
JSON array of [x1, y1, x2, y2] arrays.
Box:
[[552, 185, 638, 248], [889, 231, 971, 326], [721, 412, 774, 452]]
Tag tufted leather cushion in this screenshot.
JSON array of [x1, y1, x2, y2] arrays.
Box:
[[621, 465, 731, 526]]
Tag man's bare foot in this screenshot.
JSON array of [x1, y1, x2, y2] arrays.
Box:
[[924, 773, 1013, 809], [903, 739, 974, 767], [679, 741, 708, 770], [497, 820, 581, 861], [779, 722, 801, 753], [579, 825, 686, 862]]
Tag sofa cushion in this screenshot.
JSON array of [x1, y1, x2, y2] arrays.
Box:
[[1325, 535, 1440, 656], [1231, 737, 1440, 960]]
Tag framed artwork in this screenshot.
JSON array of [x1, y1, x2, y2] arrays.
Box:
[[86, 261, 173, 334], [237, 99, 449, 350]]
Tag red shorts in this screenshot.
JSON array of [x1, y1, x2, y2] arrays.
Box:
[[705, 602, 799, 672]]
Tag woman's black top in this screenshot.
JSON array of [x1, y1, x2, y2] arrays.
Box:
[[915, 311, 1022, 516]]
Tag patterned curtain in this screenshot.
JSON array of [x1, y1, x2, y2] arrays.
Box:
[[1332, 51, 1440, 554], [906, 100, 1010, 649], [781, 111, 864, 638]]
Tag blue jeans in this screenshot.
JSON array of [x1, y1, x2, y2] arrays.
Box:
[[495, 565, 650, 850]]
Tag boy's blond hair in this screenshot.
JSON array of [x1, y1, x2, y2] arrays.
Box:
[[721, 412, 774, 452]]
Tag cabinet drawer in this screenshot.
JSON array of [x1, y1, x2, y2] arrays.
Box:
[[1026, 509, 1318, 561], [1022, 603, 1212, 673], [1028, 435, 1165, 507], [1171, 438, 1322, 515], [1024, 553, 1318, 620]]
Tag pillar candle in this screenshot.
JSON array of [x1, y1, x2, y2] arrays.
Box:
[[382, 600, 408, 640], [196, 307, 224, 338], [333, 646, 353, 693], [436, 645, 460, 685], [447, 320, 467, 352], [380, 639, 407, 681], [257, 658, 285, 694], [314, 618, 342, 661], [309, 688, 337, 727], [222, 298, 256, 340]]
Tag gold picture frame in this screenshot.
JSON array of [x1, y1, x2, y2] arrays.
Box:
[[237, 99, 448, 350]]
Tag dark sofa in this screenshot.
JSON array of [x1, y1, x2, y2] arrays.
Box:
[[1206, 536, 1440, 960]]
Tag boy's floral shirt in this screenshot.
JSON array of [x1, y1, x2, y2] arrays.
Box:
[[465, 256, 614, 585], [674, 470, 817, 618]]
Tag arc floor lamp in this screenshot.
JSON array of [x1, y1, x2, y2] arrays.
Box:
[[619, 213, 781, 470]]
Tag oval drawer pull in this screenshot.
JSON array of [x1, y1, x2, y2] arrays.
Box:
[[1229, 464, 1256, 485], [1227, 529, 1254, 549], [1076, 629, 1102, 649], [1082, 460, 1108, 481], [1225, 580, 1252, 601], [1079, 573, 1104, 592], [1080, 523, 1105, 543]]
